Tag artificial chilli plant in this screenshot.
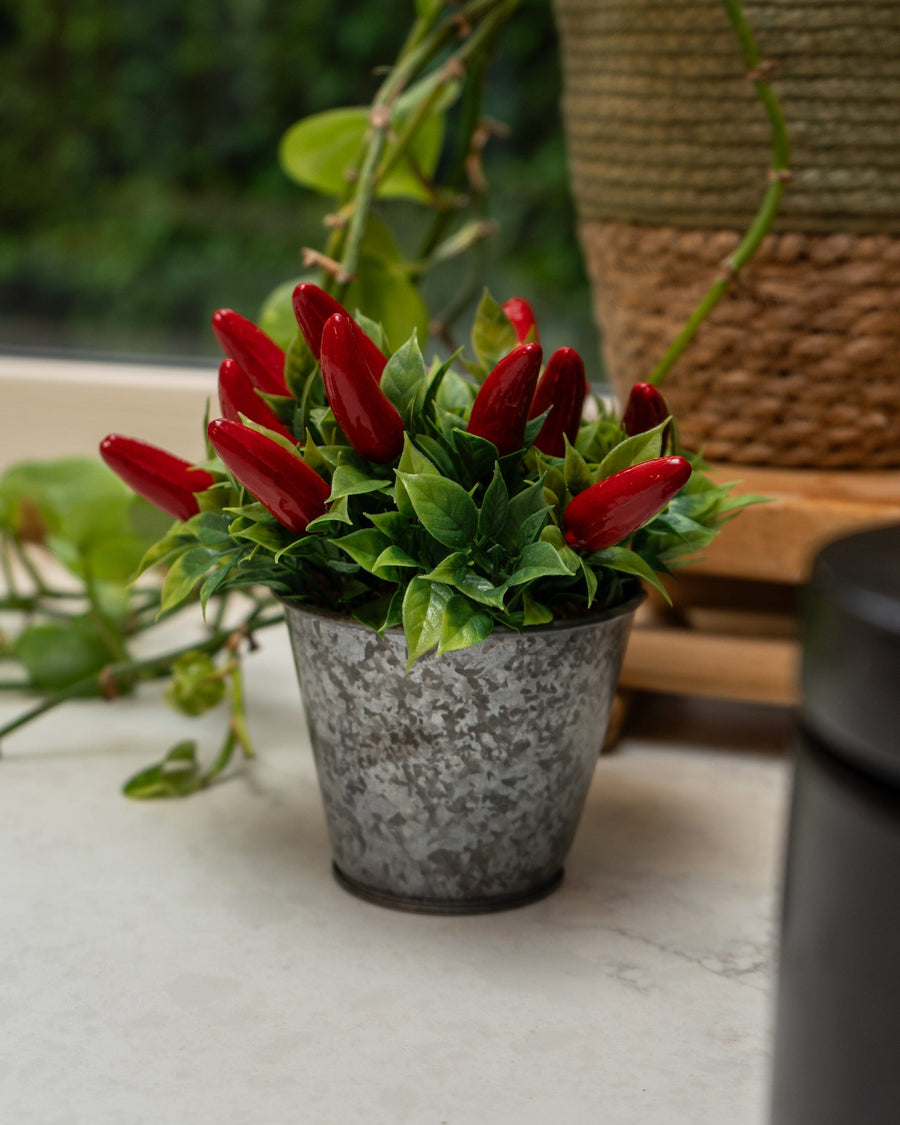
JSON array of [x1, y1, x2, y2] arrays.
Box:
[[102, 285, 753, 670], [0, 0, 783, 793]]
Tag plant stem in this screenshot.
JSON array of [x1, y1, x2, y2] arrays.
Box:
[[335, 0, 521, 296], [227, 658, 256, 760], [11, 540, 49, 595], [85, 576, 129, 664], [0, 612, 284, 745], [647, 0, 790, 387], [419, 42, 487, 259], [0, 537, 19, 598]]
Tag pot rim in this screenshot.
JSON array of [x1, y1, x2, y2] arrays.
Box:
[[279, 587, 645, 641]]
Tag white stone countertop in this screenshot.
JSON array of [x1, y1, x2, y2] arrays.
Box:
[[0, 624, 791, 1125]]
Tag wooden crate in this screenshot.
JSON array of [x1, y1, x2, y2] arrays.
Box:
[[619, 466, 900, 706]]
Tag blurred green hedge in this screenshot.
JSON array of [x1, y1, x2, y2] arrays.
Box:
[[0, 0, 596, 367]]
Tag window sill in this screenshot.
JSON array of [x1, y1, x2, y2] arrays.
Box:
[[0, 355, 217, 471]]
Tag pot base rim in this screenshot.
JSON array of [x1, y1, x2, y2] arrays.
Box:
[[332, 863, 564, 915]]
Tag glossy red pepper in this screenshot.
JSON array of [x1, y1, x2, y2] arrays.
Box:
[[563, 456, 692, 552], [466, 342, 543, 456], [207, 418, 329, 533], [211, 309, 288, 396], [622, 382, 671, 452], [99, 435, 215, 522], [529, 347, 587, 457], [218, 358, 294, 441], [319, 313, 404, 463], [292, 282, 388, 382], [502, 297, 539, 345]]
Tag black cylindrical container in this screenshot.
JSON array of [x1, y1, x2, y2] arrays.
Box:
[[771, 524, 900, 1125]]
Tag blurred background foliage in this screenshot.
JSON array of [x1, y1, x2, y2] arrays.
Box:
[[0, 0, 597, 373]]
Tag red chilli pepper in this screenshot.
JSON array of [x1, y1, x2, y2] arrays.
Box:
[[292, 282, 387, 382], [529, 347, 587, 457], [466, 342, 543, 456], [319, 313, 404, 463], [563, 456, 692, 552], [99, 435, 214, 522], [502, 297, 539, 345], [622, 382, 671, 452], [211, 309, 288, 396], [218, 358, 294, 441], [207, 418, 329, 534]]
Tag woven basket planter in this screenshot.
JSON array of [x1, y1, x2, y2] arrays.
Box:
[[554, 0, 900, 468]]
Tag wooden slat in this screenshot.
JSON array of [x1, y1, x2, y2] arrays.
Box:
[[689, 465, 900, 585], [621, 626, 799, 705]]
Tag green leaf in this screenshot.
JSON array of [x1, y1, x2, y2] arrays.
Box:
[[353, 309, 387, 352], [470, 288, 517, 376], [522, 591, 553, 626], [329, 463, 391, 501], [437, 596, 494, 656], [259, 275, 317, 352], [436, 369, 476, 414], [239, 418, 299, 457], [507, 540, 576, 586], [257, 390, 297, 426], [333, 528, 390, 573], [414, 348, 463, 425], [165, 652, 226, 717], [402, 577, 453, 667], [304, 495, 352, 531], [380, 331, 427, 425], [597, 420, 667, 480], [14, 617, 115, 692], [122, 741, 205, 800], [589, 545, 670, 601], [344, 250, 429, 353], [279, 106, 443, 203], [522, 408, 550, 450], [448, 428, 499, 486], [581, 560, 598, 607], [414, 434, 459, 478], [199, 564, 235, 611], [160, 547, 220, 613], [395, 435, 437, 518], [478, 465, 509, 539], [231, 521, 291, 552], [367, 510, 413, 540], [422, 552, 467, 586], [396, 471, 477, 550], [352, 589, 404, 634], [421, 554, 507, 610], [516, 507, 551, 552], [372, 544, 419, 578], [190, 511, 235, 548], [564, 437, 592, 495]]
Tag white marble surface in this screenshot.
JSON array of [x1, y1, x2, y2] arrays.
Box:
[[0, 625, 790, 1125]]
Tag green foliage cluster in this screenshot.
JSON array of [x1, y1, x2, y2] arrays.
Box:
[[0, 459, 170, 690], [0, 456, 273, 795], [0, 0, 588, 358], [147, 293, 751, 665]]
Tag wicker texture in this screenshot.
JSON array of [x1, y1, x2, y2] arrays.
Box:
[[555, 0, 900, 231], [585, 222, 900, 467]]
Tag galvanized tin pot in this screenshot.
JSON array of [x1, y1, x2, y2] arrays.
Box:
[[283, 595, 642, 914]]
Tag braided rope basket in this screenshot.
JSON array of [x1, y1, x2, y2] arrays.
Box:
[[554, 0, 900, 467]]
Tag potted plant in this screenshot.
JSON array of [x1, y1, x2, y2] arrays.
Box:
[[98, 283, 749, 912]]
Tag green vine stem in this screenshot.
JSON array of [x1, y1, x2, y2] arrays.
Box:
[[647, 0, 791, 387], [0, 611, 284, 746], [331, 0, 522, 297]]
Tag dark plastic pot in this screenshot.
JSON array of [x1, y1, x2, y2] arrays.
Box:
[[772, 525, 900, 1124]]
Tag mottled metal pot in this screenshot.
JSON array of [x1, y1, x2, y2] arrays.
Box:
[[283, 595, 642, 914]]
